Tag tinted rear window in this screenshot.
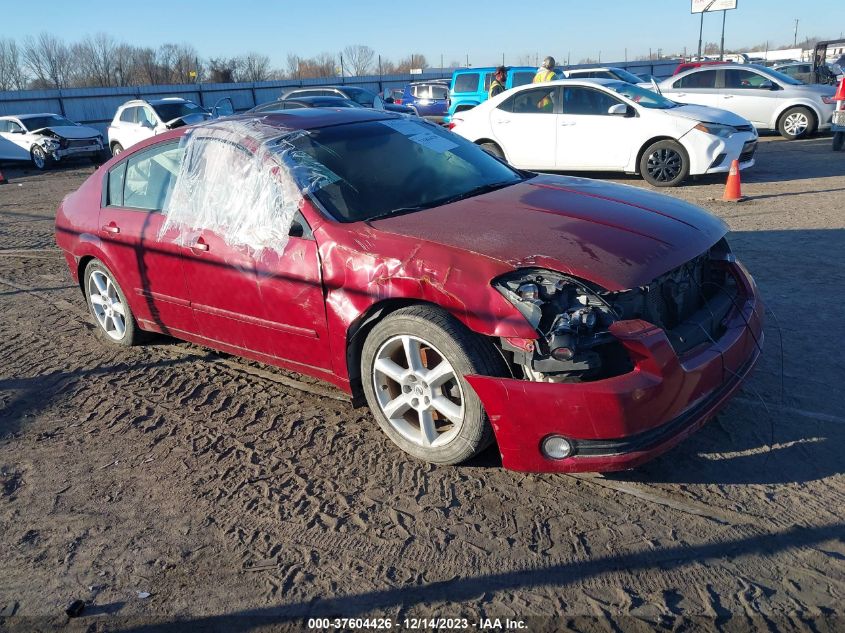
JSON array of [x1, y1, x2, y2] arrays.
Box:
[[453, 74, 479, 93]]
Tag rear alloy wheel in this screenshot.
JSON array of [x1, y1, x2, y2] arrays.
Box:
[[361, 305, 503, 465], [30, 146, 50, 171], [778, 107, 814, 140], [83, 261, 143, 347], [480, 141, 505, 160], [640, 140, 689, 187]]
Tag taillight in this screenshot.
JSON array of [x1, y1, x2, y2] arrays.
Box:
[[395, 99, 402, 104]]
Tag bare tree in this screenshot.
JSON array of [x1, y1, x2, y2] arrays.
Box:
[[237, 52, 271, 82], [313, 52, 337, 77], [0, 39, 27, 91], [73, 33, 118, 87], [396, 53, 428, 73], [342, 44, 375, 76], [22, 33, 73, 89], [208, 57, 238, 83]]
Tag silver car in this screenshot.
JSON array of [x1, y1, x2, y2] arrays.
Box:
[[659, 64, 837, 140]]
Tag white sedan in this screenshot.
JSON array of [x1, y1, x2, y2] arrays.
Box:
[[0, 113, 106, 170], [449, 79, 757, 187]]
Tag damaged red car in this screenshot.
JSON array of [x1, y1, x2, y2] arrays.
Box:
[[55, 109, 763, 473]]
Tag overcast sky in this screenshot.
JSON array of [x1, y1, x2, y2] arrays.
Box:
[[4, 0, 843, 67]]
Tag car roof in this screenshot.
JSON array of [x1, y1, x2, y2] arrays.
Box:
[[236, 108, 395, 130], [8, 113, 62, 120], [453, 66, 536, 74]]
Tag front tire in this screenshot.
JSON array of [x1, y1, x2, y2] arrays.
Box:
[[83, 260, 143, 347], [639, 140, 689, 187], [778, 107, 814, 140], [361, 305, 503, 465], [30, 146, 51, 171], [111, 142, 124, 157]]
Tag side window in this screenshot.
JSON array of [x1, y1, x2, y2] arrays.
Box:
[[511, 72, 534, 87], [284, 102, 304, 109], [107, 161, 127, 207], [453, 73, 479, 93], [725, 69, 773, 89], [674, 69, 718, 89], [595, 71, 614, 79], [138, 107, 156, 126], [123, 142, 184, 212], [431, 85, 448, 99], [9, 121, 24, 133], [483, 73, 493, 91], [497, 95, 515, 113], [0, 121, 9, 133], [119, 107, 136, 123], [563, 86, 623, 115], [511, 87, 557, 114]]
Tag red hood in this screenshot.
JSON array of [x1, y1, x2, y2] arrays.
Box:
[[369, 175, 728, 292]]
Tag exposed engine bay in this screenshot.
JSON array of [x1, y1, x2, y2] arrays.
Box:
[[494, 239, 739, 383]]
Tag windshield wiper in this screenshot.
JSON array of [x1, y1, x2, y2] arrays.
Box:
[[365, 180, 519, 223]]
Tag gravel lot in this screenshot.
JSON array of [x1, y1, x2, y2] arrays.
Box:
[[1, 135, 844, 632]]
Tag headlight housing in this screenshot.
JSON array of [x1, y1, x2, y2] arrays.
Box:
[[493, 269, 625, 381], [694, 122, 735, 138], [40, 138, 60, 150]]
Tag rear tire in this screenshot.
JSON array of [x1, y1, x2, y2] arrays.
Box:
[[83, 260, 143, 347], [778, 107, 814, 140], [639, 140, 689, 187], [361, 305, 504, 465], [480, 141, 505, 160]]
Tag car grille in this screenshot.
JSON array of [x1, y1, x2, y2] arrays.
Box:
[[735, 124, 755, 133], [611, 251, 737, 355], [739, 140, 757, 163], [64, 138, 99, 149]]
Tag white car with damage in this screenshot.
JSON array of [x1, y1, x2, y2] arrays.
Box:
[[449, 78, 757, 187], [0, 113, 106, 170]]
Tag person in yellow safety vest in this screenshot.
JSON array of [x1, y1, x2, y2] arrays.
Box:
[[533, 56, 557, 111], [488, 66, 507, 99]]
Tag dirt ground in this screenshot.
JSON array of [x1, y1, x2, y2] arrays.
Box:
[[1, 135, 844, 632]]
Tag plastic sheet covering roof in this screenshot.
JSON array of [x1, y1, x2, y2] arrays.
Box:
[[161, 118, 335, 253]]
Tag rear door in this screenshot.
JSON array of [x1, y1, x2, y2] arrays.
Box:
[[664, 69, 722, 108], [97, 140, 194, 334], [491, 87, 558, 169]]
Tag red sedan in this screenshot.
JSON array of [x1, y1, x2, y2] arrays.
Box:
[[55, 109, 763, 473]]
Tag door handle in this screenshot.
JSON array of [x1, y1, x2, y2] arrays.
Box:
[[559, 121, 575, 126], [495, 119, 511, 124], [723, 95, 734, 99], [102, 224, 120, 234], [191, 239, 209, 252]]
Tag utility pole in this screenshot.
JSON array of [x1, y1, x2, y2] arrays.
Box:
[[624, 47, 627, 62], [466, 53, 469, 68], [502, 52, 505, 66], [697, 11, 705, 59], [598, 50, 601, 63], [720, 9, 727, 60], [794, 19, 799, 47]]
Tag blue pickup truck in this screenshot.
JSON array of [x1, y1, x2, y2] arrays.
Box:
[[446, 66, 539, 122]]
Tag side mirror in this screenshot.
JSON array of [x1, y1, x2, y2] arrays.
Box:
[[140, 119, 154, 129], [769, 83, 782, 91], [288, 220, 304, 238], [608, 103, 630, 116]]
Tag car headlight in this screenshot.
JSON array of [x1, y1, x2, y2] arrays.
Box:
[[694, 122, 735, 138], [493, 269, 623, 381], [40, 138, 60, 149]]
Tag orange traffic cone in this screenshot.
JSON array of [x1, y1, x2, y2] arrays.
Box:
[[0, 169, 7, 185], [835, 77, 845, 102], [723, 159, 745, 202]]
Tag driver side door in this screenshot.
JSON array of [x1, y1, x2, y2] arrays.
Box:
[[0, 119, 32, 161]]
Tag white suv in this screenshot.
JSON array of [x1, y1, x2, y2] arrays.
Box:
[[107, 97, 233, 155]]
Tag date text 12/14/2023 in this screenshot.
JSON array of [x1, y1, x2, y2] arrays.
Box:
[[306, 617, 528, 630]]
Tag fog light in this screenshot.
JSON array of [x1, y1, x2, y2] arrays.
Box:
[[541, 435, 573, 459]]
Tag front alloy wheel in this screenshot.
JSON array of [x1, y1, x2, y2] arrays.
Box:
[[373, 335, 465, 448], [778, 107, 813, 140], [31, 146, 49, 171], [361, 305, 503, 464]]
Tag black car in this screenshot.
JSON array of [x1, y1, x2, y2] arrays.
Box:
[[248, 96, 363, 113], [279, 86, 416, 115]]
